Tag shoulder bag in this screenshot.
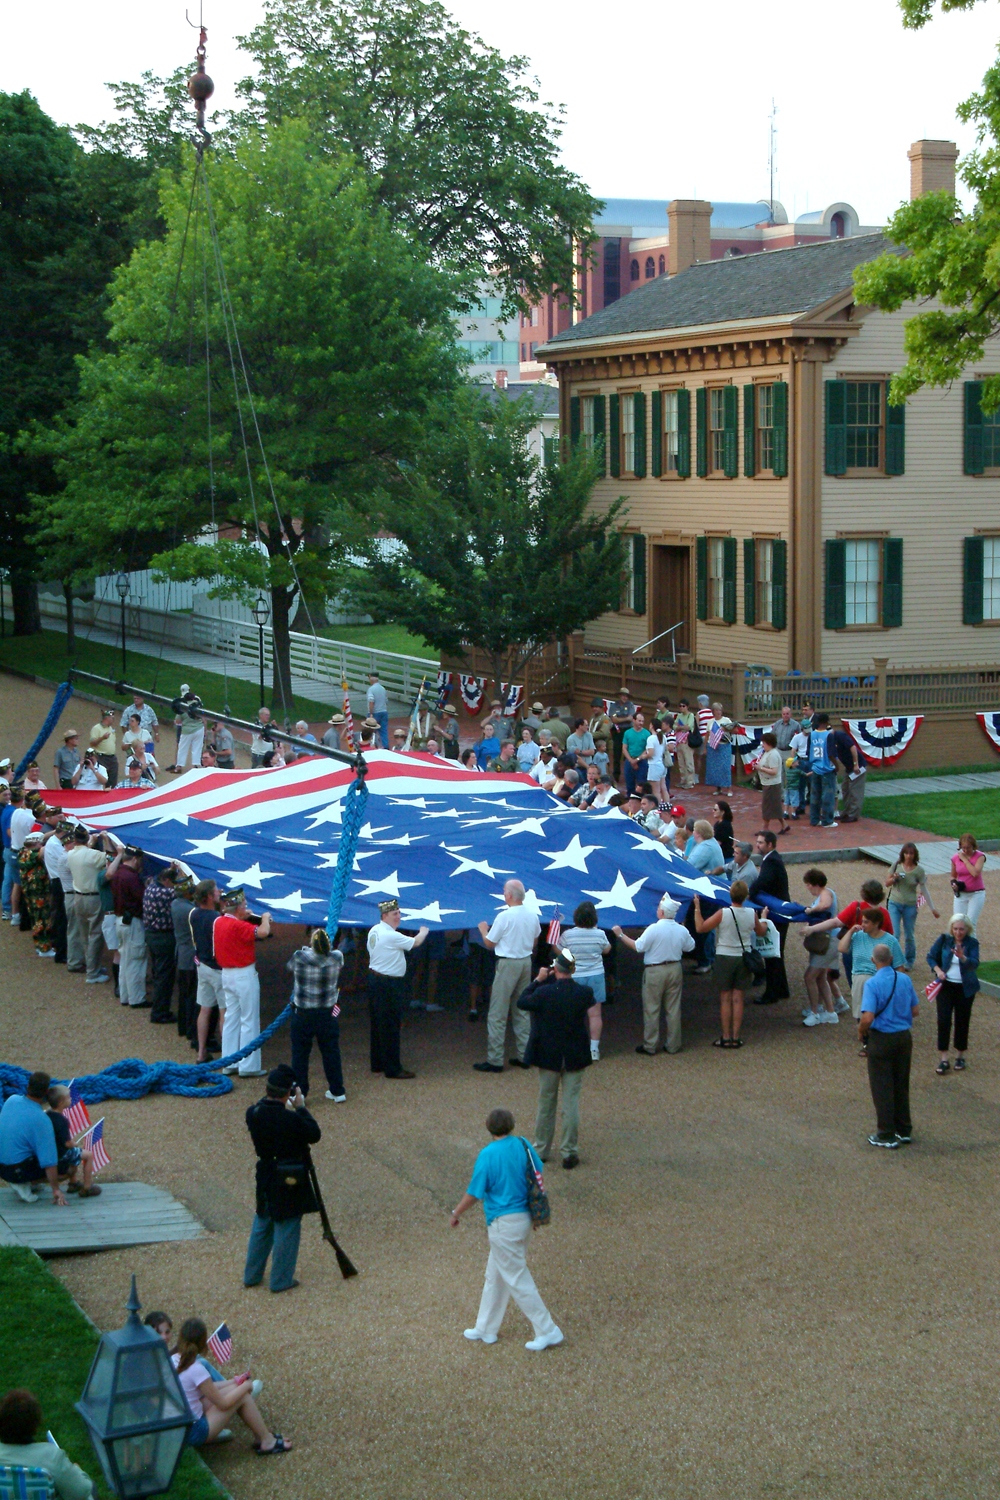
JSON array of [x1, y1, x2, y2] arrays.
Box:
[[521, 1138, 551, 1227], [730, 907, 766, 982]]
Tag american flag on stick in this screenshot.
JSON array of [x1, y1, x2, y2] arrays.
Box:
[[65, 1081, 91, 1140], [708, 722, 724, 750], [207, 1322, 233, 1365], [77, 1118, 110, 1174], [547, 910, 562, 946], [341, 680, 357, 748]]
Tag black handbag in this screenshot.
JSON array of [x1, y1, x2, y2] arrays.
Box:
[[273, 1160, 309, 1190], [521, 1139, 551, 1227], [729, 907, 766, 982], [688, 727, 703, 749]]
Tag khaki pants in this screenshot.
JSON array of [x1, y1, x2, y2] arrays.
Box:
[[851, 973, 872, 1019], [641, 961, 684, 1053], [118, 916, 148, 1005], [473, 1211, 558, 1340], [842, 769, 867, 820], [75, 892, 105, 978], [65, 891, 83, 970], [675, 742, 696, 787], [534, 1068, 584, 1162], [486, 957, 532, 1067]]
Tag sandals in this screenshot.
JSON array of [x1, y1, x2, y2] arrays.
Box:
[[730, 1037, 744, 1048], [255, 1436, 291, 1456], [712, 1037, 732, 1048], [936, 1059, 950, 1074], [954, 1057, 967, 1071]]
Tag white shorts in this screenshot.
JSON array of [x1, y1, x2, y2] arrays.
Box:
[[102, 913, 119, 951], [196, 965, 225, 1009]]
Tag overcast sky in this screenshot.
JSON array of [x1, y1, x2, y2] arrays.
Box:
[[2, 0, 998, 225]]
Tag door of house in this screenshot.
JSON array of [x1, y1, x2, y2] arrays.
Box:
[[652, 545, 691, 655]]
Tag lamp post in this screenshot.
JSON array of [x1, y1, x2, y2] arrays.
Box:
[[251, 592, 270, 710], [116, 572, 130, 679], [76, 1275, 192, 1498]]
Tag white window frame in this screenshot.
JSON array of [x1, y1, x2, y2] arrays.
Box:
[[757, 383, 775, 474], [756, 538, 774, 624], [622, 396, 636, 475], [663, 390, 680, 473], [845, 539, 881, 626], [708, 536, 725, 619], [582, 396, 596, 454], [984, 537, 1000, 620], [709, 387, 726, 473]]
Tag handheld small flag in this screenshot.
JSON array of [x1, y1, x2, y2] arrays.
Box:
[[546, 910, 562, 946], [77, 1118, 110, 1174], [65, 1081, 91, 1140], [207, 1322, 233, 1365], [708, 722, 724, 751]]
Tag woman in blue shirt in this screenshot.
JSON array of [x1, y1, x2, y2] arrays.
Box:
[[450, 1107, 562, 1351]]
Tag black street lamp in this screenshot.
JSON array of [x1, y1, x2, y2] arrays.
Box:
[[116, 572, 130, 679], [251, 592, 270, 709], [76, 1275, 192, 1498]]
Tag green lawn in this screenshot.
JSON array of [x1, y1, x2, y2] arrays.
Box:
[[866, 788, 1000, 838], [315, 621, 435, 657], [979, 961, 1000, 984], [0, 1247, 219, 1500], [0, 629, 338, 722]]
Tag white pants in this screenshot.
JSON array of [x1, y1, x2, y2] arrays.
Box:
[[176, 727, 205, 772], [953, 887, 986, 932], [102, 913, 119, 952], [473, 1212, 557, 1340], [196, 965, 225, 1008], [221, 963, 261, 1073], [117, 917, 148, 1005]]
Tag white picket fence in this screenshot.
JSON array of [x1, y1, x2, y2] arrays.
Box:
[[39, 568, 374, 628]]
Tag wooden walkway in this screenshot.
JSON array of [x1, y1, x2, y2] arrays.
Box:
[[865, 771, 1000, 798], [860, 840, 1000, 875], [0, 1182, 203, 1256]]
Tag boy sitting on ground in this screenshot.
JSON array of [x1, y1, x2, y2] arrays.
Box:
[[47, 1086, 100, 1198]]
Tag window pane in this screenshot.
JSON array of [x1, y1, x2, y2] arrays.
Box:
[[663, 390, 679, 472], [756, 539, 774, 624], [622, 396, 635, 473], [984, 405, 1000, 468], [845, 381, 882, 468], [708, 537, 725, 618], [984, 538, 1000, 620], [757, 385, 774, 472], [709, 389, 726, 472], [844, 539, 880, 625], [582, 396, 595, 452]]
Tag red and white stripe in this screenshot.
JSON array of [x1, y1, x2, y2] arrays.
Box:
[[976, 712, 1000, 754], [843, 716, 923, 766]]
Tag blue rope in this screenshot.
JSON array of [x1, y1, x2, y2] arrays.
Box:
[[14, 681, 74, 782], [0, 765, 369, 1104]]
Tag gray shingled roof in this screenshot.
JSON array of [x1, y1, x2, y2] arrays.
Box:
[[545, 233, 893, 346], [483, 382, 559, 415]]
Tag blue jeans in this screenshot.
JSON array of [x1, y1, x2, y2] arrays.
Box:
[[809, 770, 837, 826], [2, 846, 19, 916], [577, 973, 606, 1004], [374, 711, 389, 748], [244, 1213, 302, 1292], [624, 758, 648, 796], [888, 901, 917, 967]]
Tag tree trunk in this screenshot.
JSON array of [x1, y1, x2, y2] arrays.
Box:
[[288, 520, 329, 634], [63, 581, 75, 653], [270, 583, 295, 724], [11, 572, 40, 636]]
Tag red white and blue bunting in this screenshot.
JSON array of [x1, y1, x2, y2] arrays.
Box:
[[976, 712, 1000, 753], [844, 716, 923, 766], [500, 682, 524, 714], [732, 724, 768, 768], [435, 671, 453, 707], [458, 675, 486, 714]]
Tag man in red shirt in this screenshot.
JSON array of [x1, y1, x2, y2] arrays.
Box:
[[214, 887, 272, 1078], [806, 878, 893, 984]]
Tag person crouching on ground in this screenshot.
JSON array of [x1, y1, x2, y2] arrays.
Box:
[[46, 1085, 100, 1197], [172, 1318, 289, 1453], [244, 1065, 321, 1294], [517, 949, 594, 1169], [450, 1107, 563, 1351], [859, 944, 919, 1149]]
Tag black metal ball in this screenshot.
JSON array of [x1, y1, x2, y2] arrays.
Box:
[[187, 70, 215, 103]]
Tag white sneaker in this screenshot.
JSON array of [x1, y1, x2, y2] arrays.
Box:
[[590, 1043, 600, 1061], [36, 949, 56, 958], [834, 998, 850, 1014], [803, 1011, 822, 1027], [251, 1379, 263, 1399], [325, 1091, 347, 1102], [525, 1327, 564, 1352], [11, 1182, 38, 1203], [463, 1328, 498, 1345], [821, 1010, 840, 1024], [801, 1007, 812, 1019], [424, 1003, 444, 1013]]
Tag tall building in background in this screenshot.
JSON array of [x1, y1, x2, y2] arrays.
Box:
[[455, 289, 520, 384]]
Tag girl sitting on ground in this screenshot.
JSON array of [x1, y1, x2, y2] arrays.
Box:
[[172, 1318, 290, 1454]]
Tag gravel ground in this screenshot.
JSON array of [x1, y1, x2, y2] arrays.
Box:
[[4, 675, 1000, 1499]]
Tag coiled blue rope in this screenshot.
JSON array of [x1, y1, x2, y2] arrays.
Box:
[[0, 766, 369, 1105], [14, 680, 74, 782]]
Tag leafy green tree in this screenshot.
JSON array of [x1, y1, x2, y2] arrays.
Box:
[[898, 0, 984, 26], [34, 121, 462, 717], [350, 390, 627, 692]]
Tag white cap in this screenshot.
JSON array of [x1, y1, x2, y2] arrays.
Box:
[[180, 683, 190, 694], [658, 896, 680, 919]]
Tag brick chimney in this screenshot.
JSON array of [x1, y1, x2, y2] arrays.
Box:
[[494, 367, 508, 390], [667, 200, 712, 275], [908, 139, 958, 199]]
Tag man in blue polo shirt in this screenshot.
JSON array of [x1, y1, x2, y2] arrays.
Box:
[[0, 1072, 67, 1205], [859, 945, 920, 1150], [450, 1107, 562, 1351]]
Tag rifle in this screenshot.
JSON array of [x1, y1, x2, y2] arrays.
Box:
[[403, 675, 428, 751], [308, 1161, 358, 1278]]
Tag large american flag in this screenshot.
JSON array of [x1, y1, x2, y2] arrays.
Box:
[[78, 1118, 110, 1174], [207, 1322, 233, 1365], [50, 750, 747, 931], [65, 1081, 91, 1139]]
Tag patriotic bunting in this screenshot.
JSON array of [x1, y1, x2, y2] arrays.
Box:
[[731, 724, 769, 768], [844, 716, 923, 766], [500, 682, 524, 714], [976, 712, 1000, 754], [459, 675, 486, 713], [435, 672, 453, 708]]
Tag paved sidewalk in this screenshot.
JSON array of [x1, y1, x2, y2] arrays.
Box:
[[861, 840, 1000, 874], [865, 770, 1000, 797]]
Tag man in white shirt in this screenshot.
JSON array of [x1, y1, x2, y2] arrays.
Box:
[[367, 898, 428, 1078], [71, 752, 109, 791], [474, 880, 541, 1072], [119, 694, 159, 758], [529, 746, 558, 788], [250, 707, 273, 768], [42, 820, 73, 964], [366, 672, 390, 748], [613, 897, 694, 1056], [64, 829, 111, 982]]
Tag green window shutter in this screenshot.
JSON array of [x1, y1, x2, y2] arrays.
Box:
[[650, 390, 663, 477], [743, 384, 756, 477], [882, 537, 903, 626], [609, 393, 620, 477], [593, 394, 606, 472], [696, 535, 708, 619], [632, 534, 647, 614], [695, 387, 708, 477], [772, 538, 788, 630], [723, 385, 738, 478], [963, 535, 984, 625], [722, 536, 737, 623], [885, 395, 905, 475], [772, 380, 788, 478], [824, 539, 847, 629], [633, 392, 647, 478], [676, 388, 691, 477], [743, 537, 756, 625], [964, 383, 984, 475], [570, 396, 581, 452], [825, 381, 847, 476]]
